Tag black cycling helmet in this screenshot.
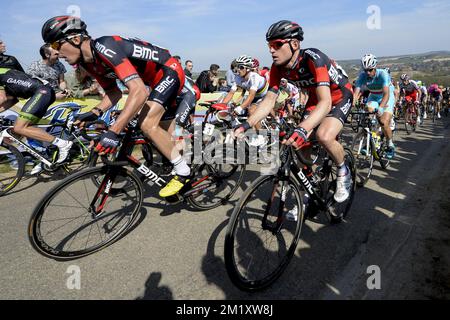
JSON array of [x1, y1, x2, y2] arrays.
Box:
[[266, 20, 304, 41], [42, 16, 87, 43]]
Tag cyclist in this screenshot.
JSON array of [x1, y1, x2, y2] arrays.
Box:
[[41, 16, 190, 198], [279, 78, 300, 116], [222, 54, 269, 137], [428, 84, 443, 119], [399, 74, 421, 122], [353, 54, 396, 159], [417, 80, 428, 119], [234, 20, 353, 203], [0, 67, 73, 170]]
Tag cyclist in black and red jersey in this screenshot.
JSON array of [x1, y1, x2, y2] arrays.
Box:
[[41, 16, 190, 198], [234, 20, 353, 203]]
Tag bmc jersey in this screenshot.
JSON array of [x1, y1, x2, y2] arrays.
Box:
[[0, 68, 43, 98], [268, 48, 352, 108], [399, 80, 419, 95], [355, 69, 391, 95], [231, 72, 268, 98], [81, 36, 185, 107]]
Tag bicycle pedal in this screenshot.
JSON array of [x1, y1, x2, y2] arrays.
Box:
[[165, 194, 183, 205]]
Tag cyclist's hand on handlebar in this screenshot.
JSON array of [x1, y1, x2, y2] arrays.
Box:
[[95, 130, 121, 155], [232, 122, 251, 140], [234, 106, 245, 115], [283, 127, 308, 149], [74, 111, 99, 128]]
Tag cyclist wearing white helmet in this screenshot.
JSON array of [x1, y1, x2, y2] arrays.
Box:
[[279, 78, 300, 116], [222, 54, 269, 127], [354, 54, 397, 159], [416, 80, 428, 119]]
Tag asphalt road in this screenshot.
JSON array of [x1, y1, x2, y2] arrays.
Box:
[[1, 116, 449, 300]]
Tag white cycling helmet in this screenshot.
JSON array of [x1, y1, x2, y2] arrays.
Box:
[[236, 55, 254, 69], [361, 54, 378, 70], [400, 73, 409, 81]]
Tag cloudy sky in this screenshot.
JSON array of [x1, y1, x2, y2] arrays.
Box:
[[1, 0, 450, 72]]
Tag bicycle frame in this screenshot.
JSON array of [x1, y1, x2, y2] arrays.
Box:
[[260, 145, 333, 234], [0, 128, 54, 168]]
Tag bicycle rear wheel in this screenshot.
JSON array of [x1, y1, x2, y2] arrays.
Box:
[[0, 143, 25, 196], [320, 148, 357, 224], [350, 131, 374, 187], [187, 162, 245, 210], [224, 174, 304, 291], [29, 166, 144, 260]]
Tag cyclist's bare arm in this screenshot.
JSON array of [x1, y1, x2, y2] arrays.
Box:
[[246, 91, 278, 127], [241, 89, 257, 110], [0, 90, 18, 113], [353, 87, 361, 106], [379, 85, 390, 108], [222, 89, 236, 105], [109, 78, 149, 134], [300, 86, 332, 133]]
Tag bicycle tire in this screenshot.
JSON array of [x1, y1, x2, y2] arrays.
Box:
[[224, 174, 304, 291], [29, 166, 144, 260], [327, 147, 357, 224], [350, 131, 374, 187], [187, 162, 245, 211], [0, 143, 25, 196]]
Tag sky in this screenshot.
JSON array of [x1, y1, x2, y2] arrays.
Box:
[[1, 0, 450, 72]]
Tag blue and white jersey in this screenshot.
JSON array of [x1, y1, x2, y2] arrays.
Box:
[[355, 69, 391, 95]]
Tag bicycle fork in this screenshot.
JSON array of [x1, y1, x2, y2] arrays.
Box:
[[89, 169, 119, 218]]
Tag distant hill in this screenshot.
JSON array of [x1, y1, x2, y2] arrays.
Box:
[[337, 51, 450, 86], [191, 51, 450, 87]]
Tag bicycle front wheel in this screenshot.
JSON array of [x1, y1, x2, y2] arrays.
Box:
[[350, 131, 374, 187], [29, 166, 144, 260], [224, 174, 304, 291], [0, 143, 25, 196]]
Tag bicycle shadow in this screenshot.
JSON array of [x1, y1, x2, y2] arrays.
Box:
[[135, 272, 174, 300]]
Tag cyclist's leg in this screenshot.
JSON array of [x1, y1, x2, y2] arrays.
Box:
[[140, 63, 191, 197], [316, 88, 353, 162], [248, 103, 263, 130], [14, 86, 56, 143]]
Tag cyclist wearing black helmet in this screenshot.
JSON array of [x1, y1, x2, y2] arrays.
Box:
[[234, 20, 353, 203], [41, 16, 191, 198]]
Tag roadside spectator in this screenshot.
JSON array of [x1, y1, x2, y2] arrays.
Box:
[[196, 63, 220, 93], [66, 65, 104, 98], [217, 78, 230, 92], [27, 44, 68, 100], [0, 38, 25, 72], [184, 60, 193, 78], [226, 60, 238, 89]]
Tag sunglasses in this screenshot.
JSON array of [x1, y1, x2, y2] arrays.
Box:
[[238, 65, 247, 70], [50, 34, 79, 50], [268, 39, 291, 50], [364, 68, 375, 73]]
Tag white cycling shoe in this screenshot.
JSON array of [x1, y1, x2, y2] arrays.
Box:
[[56, 141, 73, 164], [334, 169, 352, 203]]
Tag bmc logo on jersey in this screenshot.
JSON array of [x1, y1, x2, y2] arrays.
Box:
[[132, 44, 159, 61], [328, 65, 343, 85], [305, 50, 320, 60], [292, 78, 315, 87], [95, 42, 116, 59], [155, 77, 175, 93]]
